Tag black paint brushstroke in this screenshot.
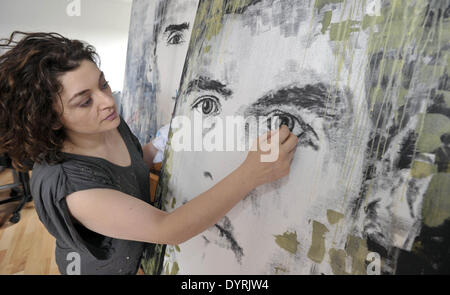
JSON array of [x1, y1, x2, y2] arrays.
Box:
[[423, 2, 450, 28], [427, 90, 450, 119], [185, 76, 233, 98], [438, 72, 449, 91], [244, 83, 346, 121], [223, 0, 263, 14], [396, 130, 418, 169], [203, 171, 213, 180], [164, 22, 189, 33], [202, 235, 210, 244], [366, 133, 390, 161], [214, 217, 244, 264], [402, 60, 416, 89], [433, 133, 450, 172]]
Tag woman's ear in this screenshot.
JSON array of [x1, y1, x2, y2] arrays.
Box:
[[51, 100, 65, 131], [51, 121, 63, 130]]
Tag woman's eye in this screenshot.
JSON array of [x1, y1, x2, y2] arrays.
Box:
[[191, 95, 221, 116], [80, 98, 92, 107], [100, 80, 110, 90], [167, 32, 185, 45]]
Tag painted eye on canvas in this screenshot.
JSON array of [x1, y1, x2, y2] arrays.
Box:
[[265, 110, 319, 149], [265, 110, 301, 136], [191, 95, 221, 116], [167, 32, 185, 45]]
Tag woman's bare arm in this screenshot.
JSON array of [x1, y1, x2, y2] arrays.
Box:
[[65, 163, 254, 245], [66, 126, 298, 245]]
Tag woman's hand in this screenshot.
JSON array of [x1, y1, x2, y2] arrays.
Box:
[[142, 141, 159, 169], [240, 125, 298, 189]]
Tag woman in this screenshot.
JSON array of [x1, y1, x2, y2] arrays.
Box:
[[0, 32, 298, 274]]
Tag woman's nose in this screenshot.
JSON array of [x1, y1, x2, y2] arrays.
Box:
[[97, 90, 115, 107]]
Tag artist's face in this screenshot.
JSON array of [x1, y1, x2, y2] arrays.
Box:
[[169, 2, 370, 274], [154, 0, 198, 126], [55, 60, 118, 139]]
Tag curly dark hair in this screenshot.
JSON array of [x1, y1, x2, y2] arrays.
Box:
[[0, 31, 99, 172]]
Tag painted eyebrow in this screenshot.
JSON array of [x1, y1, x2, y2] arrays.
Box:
[[244, 83, 346, 119], [185, 76, 233, 98], [164, 22, 189, 33], [68, 72, 105, 104]]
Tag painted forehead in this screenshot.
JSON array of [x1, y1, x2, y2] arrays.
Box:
[[233, 0, 317, 36], [159, 0, 198, 28], [193, 3, 332, 73]]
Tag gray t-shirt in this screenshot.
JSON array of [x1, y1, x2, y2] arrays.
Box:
[[30, 116, 151, 275]]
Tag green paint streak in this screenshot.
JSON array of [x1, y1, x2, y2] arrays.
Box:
[[411, 160, 437, 179], [329, 20, 360, 41], [396, 87, 409, 107], [362, 14, 385, 30], [164, 262, 169, 275], [440, 21, 450, 49], [274, 231, 300, 254], [418, 64, 446, 84], [422, 173, 450, 227], [329, 248, 348, 275], [411, 240, 424, 255], [416, 114, 450, 153], [327, 209, 344, 224], [175, 245, 181, 252], [345, 235, 369, 275], [321, 10, 333, 34], [314, 0, 344, 12], [307, 221, 329, 263], [170, 262, 179, 275], [171, 197, 176, 209], [274, 266, 288, 274]]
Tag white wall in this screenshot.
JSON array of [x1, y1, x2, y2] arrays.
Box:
[[0, 0, 132, 92]]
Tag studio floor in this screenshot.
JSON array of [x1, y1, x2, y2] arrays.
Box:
[[0, 168, 60, 275]]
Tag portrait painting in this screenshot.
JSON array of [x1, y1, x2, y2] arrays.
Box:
[[133, 0, 449, 274]]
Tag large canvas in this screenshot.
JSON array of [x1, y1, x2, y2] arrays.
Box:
[[136, 0, 449, 274], [121, 0, 199, 143]]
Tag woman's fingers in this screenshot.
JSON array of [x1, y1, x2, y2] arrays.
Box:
[[278, 125, 291, 144], [288, 147, 296, 164], [264, 125, 289, 142], [282, 132, 299, 153]]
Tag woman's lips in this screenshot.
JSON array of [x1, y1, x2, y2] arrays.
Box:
[[104, 110, 117, 121]]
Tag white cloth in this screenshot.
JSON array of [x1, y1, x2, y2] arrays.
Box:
[[152, 124, 170, 163]]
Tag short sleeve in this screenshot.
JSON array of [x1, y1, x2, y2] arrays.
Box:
[[30, 161, 118, 260], [119, 116, 144, 158]]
